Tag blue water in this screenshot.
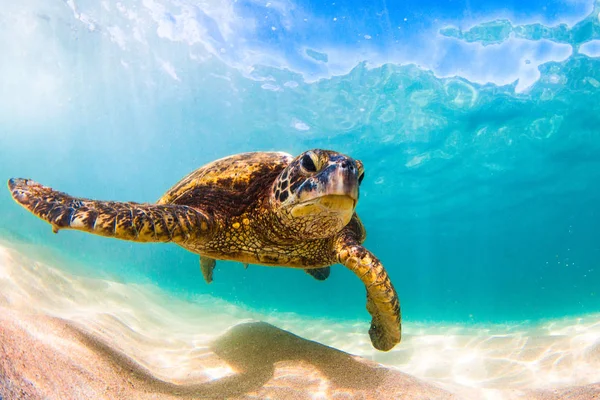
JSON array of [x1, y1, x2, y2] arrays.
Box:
[[1, 0, 599, 326]]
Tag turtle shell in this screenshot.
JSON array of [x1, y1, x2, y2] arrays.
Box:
[[157, 151, 293, 216]]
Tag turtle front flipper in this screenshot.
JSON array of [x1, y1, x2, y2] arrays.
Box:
[[335, 240, 401, 351], [304, 267, 330, 281], [8, 178, 214, 243]]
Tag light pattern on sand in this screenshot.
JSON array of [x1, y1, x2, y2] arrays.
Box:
[[1, 242, 599, 396]]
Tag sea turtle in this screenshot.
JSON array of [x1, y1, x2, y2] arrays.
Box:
[[7, 149, 401, 351]]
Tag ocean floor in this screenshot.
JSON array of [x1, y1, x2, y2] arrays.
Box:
[[0, 242, 599, 399]]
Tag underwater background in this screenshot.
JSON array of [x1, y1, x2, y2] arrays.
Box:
[[1, 0, 600, 395]]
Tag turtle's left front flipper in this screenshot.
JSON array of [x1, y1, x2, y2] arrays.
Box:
[[335, 239, 401, 351], [8, 178, 213, 243]]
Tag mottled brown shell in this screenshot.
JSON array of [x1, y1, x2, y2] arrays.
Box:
[[157, 152, 293, 215]]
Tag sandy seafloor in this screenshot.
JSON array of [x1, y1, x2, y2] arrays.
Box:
[[0, 241, 599, 400]]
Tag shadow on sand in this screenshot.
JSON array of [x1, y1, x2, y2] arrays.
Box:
[[68, 320, 443, 399]]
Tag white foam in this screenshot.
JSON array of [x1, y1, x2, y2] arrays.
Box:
[[107, 26, 127, 50], [291, 118, 310, 131], [158, 58, 181, 81], [580, 40, 600, 57]]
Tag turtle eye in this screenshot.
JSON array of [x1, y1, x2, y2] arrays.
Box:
[[300, 153, 318, 173], [355, 159, 365, 184]]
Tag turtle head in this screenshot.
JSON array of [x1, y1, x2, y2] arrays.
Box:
[[271, 149, 365, 239]]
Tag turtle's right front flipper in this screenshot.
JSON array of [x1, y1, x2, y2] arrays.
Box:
[[8, 178, 214, 243]]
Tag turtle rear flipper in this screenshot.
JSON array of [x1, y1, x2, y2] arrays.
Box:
[[8, 178, 213, 243], [304, 267, 330, 281], [200, 256, 216, 283]]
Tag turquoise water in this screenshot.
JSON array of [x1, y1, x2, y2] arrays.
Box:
[[1, 0, 600, 329]]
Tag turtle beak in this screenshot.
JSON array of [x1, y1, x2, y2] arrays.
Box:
[[320, 162, 359, 203]]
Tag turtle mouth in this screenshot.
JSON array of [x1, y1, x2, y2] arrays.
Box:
[[290, 195, 356, 218], [314, 194, 356, 210]]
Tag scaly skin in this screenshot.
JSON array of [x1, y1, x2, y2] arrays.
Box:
[[7, 149, 402, 351], [334, 216, 402, 351]]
